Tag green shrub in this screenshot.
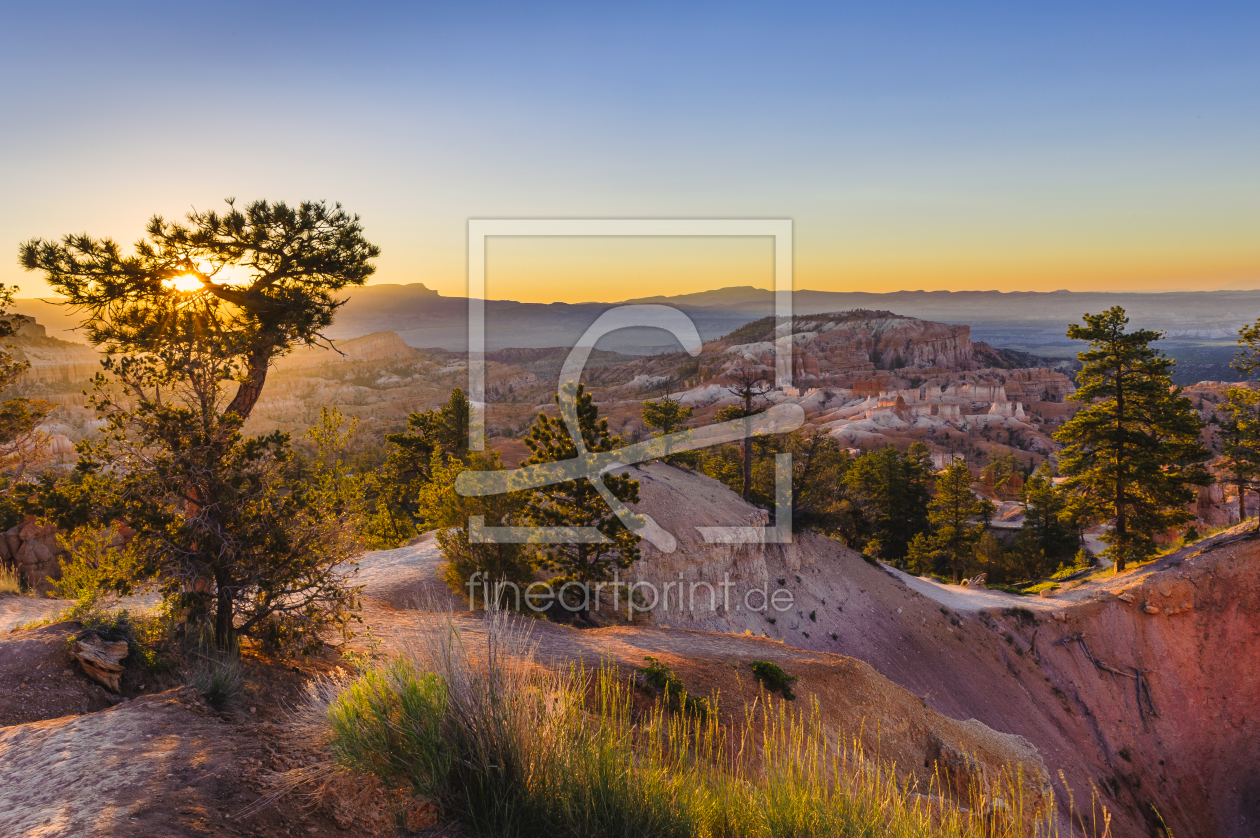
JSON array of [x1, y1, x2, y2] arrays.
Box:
[[750, 660, 798, 700], [638, 656, 711, 717], [326, 658, 448, 797], [1003, 607, 1037, 626], [53, 526, 145, 608]]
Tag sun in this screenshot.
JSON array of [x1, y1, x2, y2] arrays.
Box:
[[164, 274, 204, 293]]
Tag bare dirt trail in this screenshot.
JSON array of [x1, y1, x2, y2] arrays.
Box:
[[1, 591, 164, 635], [0, 594, 64, 634], [879, 565, 1062, 613], [0, 621, 394, 838]]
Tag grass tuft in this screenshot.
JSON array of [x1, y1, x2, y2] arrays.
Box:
[[0, 563, 23, 595], [186, 628, 243, 710]]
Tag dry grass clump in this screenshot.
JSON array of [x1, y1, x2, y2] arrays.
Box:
[[0, 563, 24, 595], [295, 609, 1070, 838], [186, 633, 244, 710]]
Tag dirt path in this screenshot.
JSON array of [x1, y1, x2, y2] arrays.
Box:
[[878, 564, 1063, 612], [0, 624, 393, 838], [0, 595, 64, 634]]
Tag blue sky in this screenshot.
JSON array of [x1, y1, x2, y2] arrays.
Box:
[[2, 1, 1257, 300]]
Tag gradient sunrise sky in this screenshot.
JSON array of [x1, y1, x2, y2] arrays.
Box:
[[2, 1, 1257, 302]]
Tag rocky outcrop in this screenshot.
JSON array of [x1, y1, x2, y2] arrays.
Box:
[[276, 330, 421, 368], [7, 320, 101, 384], [0, 519, 65, 596], [709, 312, 981, 383], [998, 368, 1076, 403]]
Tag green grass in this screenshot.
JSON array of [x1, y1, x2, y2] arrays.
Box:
[[302, 611, 1065, 838]]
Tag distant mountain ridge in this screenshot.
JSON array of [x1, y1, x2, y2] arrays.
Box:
[[320, 285, 1260, 383], [14, 282, 1259, 382]]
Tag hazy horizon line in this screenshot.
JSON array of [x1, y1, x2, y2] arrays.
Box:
[[13, 280, 1260, 308]]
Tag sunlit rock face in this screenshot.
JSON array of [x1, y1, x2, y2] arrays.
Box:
[[8, 320, 100, 385]]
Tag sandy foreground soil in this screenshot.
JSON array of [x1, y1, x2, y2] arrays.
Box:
[[0, 616, 398, 838]]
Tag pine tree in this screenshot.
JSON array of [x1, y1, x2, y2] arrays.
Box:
[[417, 450, 534, 605], [380, 388, 472, 535], [0, 285, 48, 498], [641, 396, 694, 465], [1219, 387, 1260, 522], [843, 443, 933, 563], [641, 396, 692, 436], [523, 383, 639, 620], [1220, 320, 1260, 522], [907, 460, 992, 583], [782, 429, 856, 535], [20, 200, 378, 649], [720, 367, 771, 499], [1016, 467, 1076, 576], [1054, 307, 1211, 572]]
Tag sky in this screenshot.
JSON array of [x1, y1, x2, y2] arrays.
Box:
[[1, 1, 1257, 303]]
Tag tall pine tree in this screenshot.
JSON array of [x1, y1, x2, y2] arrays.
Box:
[[907, 460, 993, 583], [1220, 320, 1260, 521], [1220, 387, 1260, 522], [1054, 307, 1210, 572], [523, 383, 639, 620]]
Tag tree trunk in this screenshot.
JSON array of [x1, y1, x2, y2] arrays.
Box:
[[742, 434, 752, 500], [214, 571, 235, 650], [1238, 482, 1248, 522], [224, 345, 273, 421], [1113, 350, 1127, 574], [741, 393, 754, 500], [1114, 518, 1127, 574]]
